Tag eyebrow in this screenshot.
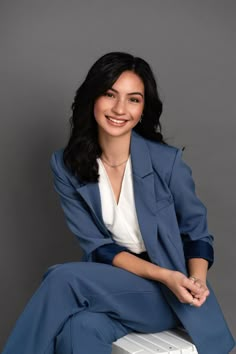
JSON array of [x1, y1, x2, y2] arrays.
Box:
[[109, 87, 144, 98]]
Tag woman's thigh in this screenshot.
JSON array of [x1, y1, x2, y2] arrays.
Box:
[[44, 261, 180, 334]]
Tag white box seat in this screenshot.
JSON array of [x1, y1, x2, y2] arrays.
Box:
[[112, 328, 198, 354]]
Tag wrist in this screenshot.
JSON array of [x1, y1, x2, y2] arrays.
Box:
[[189, 275, 207, 284], [148, 265, 172, 285], [187, 258, 208, 283]]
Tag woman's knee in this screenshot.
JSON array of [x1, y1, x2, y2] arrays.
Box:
[[42, 263, 62, 280], [42, 261, 84, 280]]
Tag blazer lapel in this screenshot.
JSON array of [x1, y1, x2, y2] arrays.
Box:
[[130, 132, 159, 262]]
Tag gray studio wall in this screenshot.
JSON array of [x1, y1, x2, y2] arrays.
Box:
[[0, 0, 235, 351]]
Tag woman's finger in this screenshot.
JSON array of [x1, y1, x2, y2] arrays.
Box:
[[192, 295, 207, 307], [183, 277, 202, 294]]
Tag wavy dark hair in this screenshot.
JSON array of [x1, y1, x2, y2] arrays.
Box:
[[64, 51, 165, 183]]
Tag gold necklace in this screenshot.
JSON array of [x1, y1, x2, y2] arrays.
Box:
[[100, 157, 129, 168]]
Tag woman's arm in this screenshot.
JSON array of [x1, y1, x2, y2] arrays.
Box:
[[112, 251, 204, 306], [50, 151, 126, 259], [166, 149, 213, 306]]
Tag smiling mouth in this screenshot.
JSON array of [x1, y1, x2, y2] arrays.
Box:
[[105, 115, 128, 124]]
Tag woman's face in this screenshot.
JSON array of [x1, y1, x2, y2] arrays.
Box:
[[94, 70, 144, 139]]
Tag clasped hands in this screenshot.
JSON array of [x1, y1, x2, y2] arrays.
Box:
[[164, 271, 210, 307]]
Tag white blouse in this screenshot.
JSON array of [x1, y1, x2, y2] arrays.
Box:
[[97, 157, 146, 254]]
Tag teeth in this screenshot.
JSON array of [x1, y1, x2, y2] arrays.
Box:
[[107, 116, 126, 124]]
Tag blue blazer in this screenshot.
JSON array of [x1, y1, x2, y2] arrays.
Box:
[[50, 130, 235, 353]]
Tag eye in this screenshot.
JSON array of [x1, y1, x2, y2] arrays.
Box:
[[104, 91, 115, 98], [129, 97, 140, 103]]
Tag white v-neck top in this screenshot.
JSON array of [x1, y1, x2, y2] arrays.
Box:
[[97, 157, 146, 254]]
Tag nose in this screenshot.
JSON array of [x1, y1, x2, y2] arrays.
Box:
[[111, 98, 126, 115]]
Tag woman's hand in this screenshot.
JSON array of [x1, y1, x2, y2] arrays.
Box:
[[188, 276, 210, 306], [162, 270, 209, 307]]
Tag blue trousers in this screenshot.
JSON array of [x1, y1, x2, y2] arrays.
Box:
[[2, 261, 180, 354]]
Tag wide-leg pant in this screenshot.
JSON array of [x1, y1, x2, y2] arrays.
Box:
[[55, 311, 132, 354], [2, 261, 180, 354]]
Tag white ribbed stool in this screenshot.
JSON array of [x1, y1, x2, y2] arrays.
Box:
[[112, 328, 198, 354]]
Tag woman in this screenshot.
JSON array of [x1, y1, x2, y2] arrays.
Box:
[[2, 52, 235, 354]]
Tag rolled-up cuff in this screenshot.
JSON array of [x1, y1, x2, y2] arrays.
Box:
[[93, 243, 129, 265], [184, 240, 214, 269]]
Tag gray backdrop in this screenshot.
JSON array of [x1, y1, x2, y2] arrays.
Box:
[[0, 0, 235, 351]]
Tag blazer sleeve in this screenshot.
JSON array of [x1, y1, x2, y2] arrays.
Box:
[[168, 149, 214, 268], [50, 151, 129, 262], [93, 243, 129, 264]]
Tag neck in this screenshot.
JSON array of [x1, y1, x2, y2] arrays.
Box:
[[98, 131, 131, 164]]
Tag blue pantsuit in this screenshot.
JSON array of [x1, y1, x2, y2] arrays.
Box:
[[2, 131, 235, 354]]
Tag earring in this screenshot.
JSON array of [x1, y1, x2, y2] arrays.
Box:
[[139, 113, 144, 123]]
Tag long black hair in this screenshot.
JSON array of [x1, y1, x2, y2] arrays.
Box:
[[63, 51, 165, 183]]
